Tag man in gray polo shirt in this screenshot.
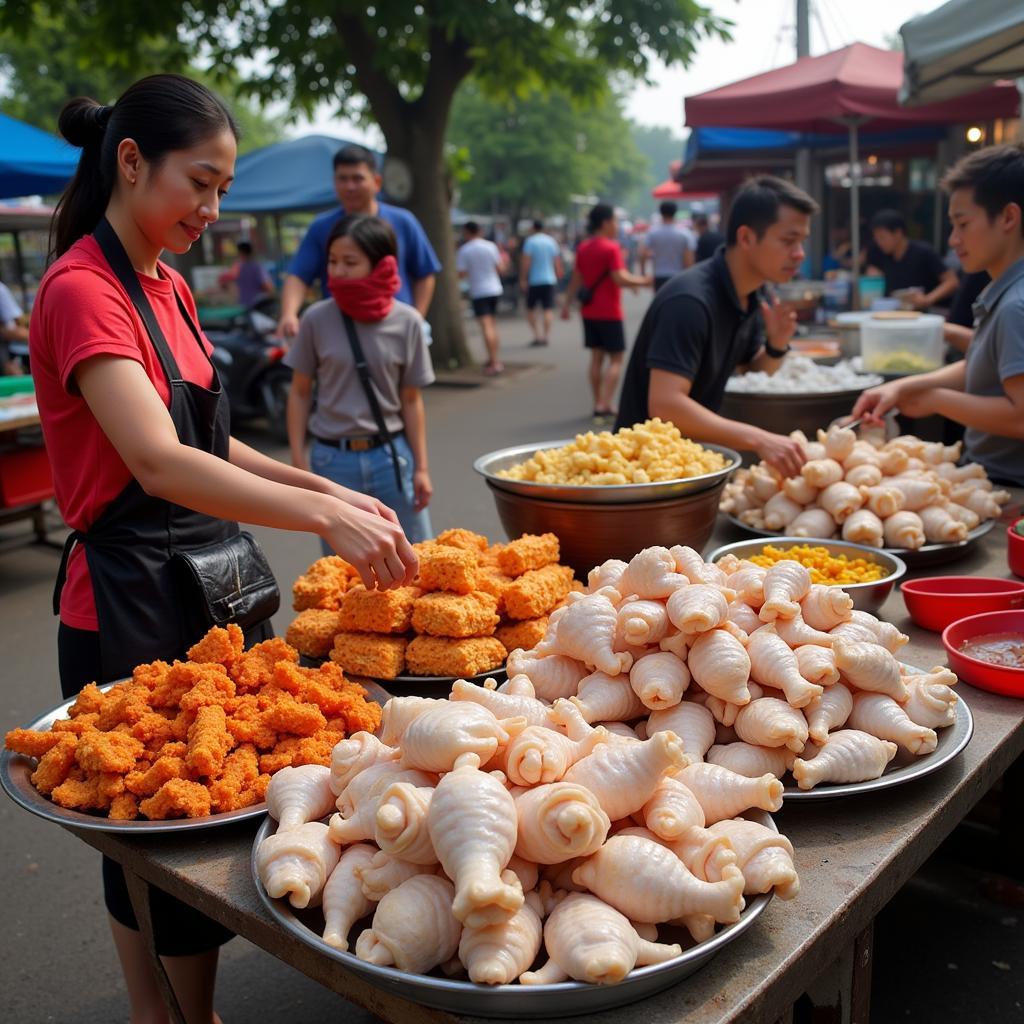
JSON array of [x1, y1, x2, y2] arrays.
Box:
[[854, 144, 1024, 486], [641, 201, 693, 291]]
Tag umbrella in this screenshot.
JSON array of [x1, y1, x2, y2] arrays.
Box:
[[651, 180, 717, 200], [0, 113, 79, 199], [900, 0, 1024, 105], [685, 43, 1020, 306]]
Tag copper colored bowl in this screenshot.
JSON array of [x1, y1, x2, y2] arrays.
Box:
[[486, 479, 726, 577]]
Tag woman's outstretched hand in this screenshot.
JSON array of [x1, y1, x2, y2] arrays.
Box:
[[320, 500, 418, 589]]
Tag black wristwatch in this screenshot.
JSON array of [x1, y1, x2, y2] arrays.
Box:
[[764, 340, 791, 359]]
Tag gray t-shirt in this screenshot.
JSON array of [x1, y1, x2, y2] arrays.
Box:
[[284, 298, 435, 439], [645, 224, 691, 277], [964, 257, 1024, 485]]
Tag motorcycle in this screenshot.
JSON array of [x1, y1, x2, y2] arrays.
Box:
[[200, 298, 292, 445]]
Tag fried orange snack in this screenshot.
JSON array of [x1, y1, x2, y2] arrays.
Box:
[[496, 532, 560, 577], [473, 565, 515, 615], [330, 633, 408, 680], [435, 528, 489, 553], [109, 793, 140, 821], [4, 728, 63, 758], [285, 609, 343, 659], [503, 564, 575, 620], [230, 637, 299, 693], [29, 735, 79, 796], [125, 756, 188, 797], [208, 744, 261, 813], [75, 730, 145, 774], [405, 636, 506, 678], [187, 624, 245, 668], [292, 556, 359, 611], [495, 616, 550, 655], [139, 778, 212, 820], [51, 774, 110, 812], [338, 585, 421, 634], [67, 682, 107, 718], [415, 544, 479, 594], [411, 591, 500, 638], [185, 705, 233, 777]]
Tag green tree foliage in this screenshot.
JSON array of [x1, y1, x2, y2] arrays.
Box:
[[448, 83, 646, 222], [621, 124, 688, 215], [0, 0, 730, 367]]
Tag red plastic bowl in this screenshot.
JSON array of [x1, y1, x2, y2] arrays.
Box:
[[900, 576, 1024, 632], [942, 610, 1024, 698], [1009, 521, 1024, 579]]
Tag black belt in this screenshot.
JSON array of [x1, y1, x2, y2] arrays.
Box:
[[311, 432, 398, 453]]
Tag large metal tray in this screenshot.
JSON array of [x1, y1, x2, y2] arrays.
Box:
[[475, 440, 741, 505], [0, 680, 391, 834], [251, 812, 776, 1018], [722, 514, 995, 567], [783, 682, 973, 801]]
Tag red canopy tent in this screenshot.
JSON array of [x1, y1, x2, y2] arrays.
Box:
[[651, 180, 717, 200], [684, 43, 1020, 303]]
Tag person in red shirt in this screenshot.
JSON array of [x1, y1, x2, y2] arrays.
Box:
[[561, 203, 651, 424], [31, 74, 417, 1023]]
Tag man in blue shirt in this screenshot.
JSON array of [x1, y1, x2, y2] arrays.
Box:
[[276, 144, 442, 338], [519, 220, 564, 347]]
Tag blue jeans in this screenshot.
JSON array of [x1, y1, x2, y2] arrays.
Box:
[[310, 433, 432, 550]]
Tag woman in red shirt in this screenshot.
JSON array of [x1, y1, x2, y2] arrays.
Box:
[[561, 203, 651, 424], [31, 74, 417, 1022]]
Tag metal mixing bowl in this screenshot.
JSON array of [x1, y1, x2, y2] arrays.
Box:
[[719, 388, 873, 446], [705, 536, 907, 615], [473, 440, 741, 505]]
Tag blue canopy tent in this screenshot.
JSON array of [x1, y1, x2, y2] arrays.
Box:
[[220, 134, 383, 213], [0, 112, 79, 199]]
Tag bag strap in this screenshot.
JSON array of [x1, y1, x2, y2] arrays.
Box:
[[93, 218, 207, 384], [340, 312, 405, 494], [586, 265, 611, 293]]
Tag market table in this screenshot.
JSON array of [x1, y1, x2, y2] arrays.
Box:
[[0, 396, 60, 552], [62, 501, 1024, 1024]]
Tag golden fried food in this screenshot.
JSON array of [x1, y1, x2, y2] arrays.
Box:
[[261, 693, 327, 737], [208, 744, 261, 812], [185, 705, 233, 777], [4, 728, 63, 758], [128, 712, 179, 753], [405, 636, 507, 678], [224, 695, 278, 750], [415, 544, 479, 594], [504, 564, 575, 620], [330, 632, 408, 679], [51, 713, 100, 737], [177, 666, 237, 712], [480, 543, 505, 567], [29, 735, 78, 796], [94, 682, 152, 731], [435, 528, 489, 553], [109, 793, 140, 820], [475, 565, 515, 615], [292, 555, 359, 611], [51, 773, 110, 812], [411, 591, 500, 639], [139, 778, 212, 820], [497, 533, 560, 577], [75, 730, 145, 774], [67, 682, 107, 718], [495, 616, 550, 654], [285, 609, 343, 658], [187, 624, 245, 667], [230, 637, 300, 693], [338, 585, 421, 634], [125, 756, 188, 797]]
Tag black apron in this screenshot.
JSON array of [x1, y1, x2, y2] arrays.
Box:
[[53, 219, 273, 683]]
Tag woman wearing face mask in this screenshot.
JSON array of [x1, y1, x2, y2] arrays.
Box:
[[30, 74, 417, 1023], [285, 214, 435, 544]]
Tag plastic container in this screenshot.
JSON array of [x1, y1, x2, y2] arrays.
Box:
[[1009, 520, 1024, 579], [901, 576, 1024, 632], [858, 276, 886, 302], [0, 377, 34, 398], [942, 610, 1024, 698], [861, 312, 944, 375]]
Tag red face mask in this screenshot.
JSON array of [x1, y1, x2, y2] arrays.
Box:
[[328, 254, 400, 322]]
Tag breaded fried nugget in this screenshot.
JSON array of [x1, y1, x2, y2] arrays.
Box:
[[260, 693, 327, 737], [259, 737, 300, 774], [67, 682, 107, 717], [156, 741, 188, 759], [415, 544, 478, 594], [411, 591, 500, 638], [52, 713, 100, 737], [131, 660, 172, 691], [4, 728, 63, 758], [149, 662, 206, 710], [405, 636, 506, 678], [185, 705, 233, 777], [497, 532, 560, 577], [273, 662, 348, 717], [292, 556, 357, 611], [125, 756, 188, 797], [475, 565, 515, 614], [75, 729, 145, 774], [130, 713, 179, 754], [435, 528, 489, 553], [504, 564, 575, 620], [209, 744, 261, 812], [225, 695, 278, 750], [94, 682, 151, 731], [187, 624, 245, 667], [51, 774, 110, 812], [139, 778, 212, 820], [338, 585, 421, 634], [109, 793, 140, 820], [229, 637, 299, 692], [495, 615, 550, 654], [329, 633, 407, 680], [29, 735, 79, 796], [480, 543, 505, 567], [285, 609, 343, 658], [177, 665, 236, 712]]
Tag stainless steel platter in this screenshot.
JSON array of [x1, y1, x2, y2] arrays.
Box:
[[251, 812, 777, 1017], [475, 440, 741, 505], [721, 514, 995, 567], [706, 535, 906, 615], [0, 680, 391, 834], [783, 681, 973, 801]]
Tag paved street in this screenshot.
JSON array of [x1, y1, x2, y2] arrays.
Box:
[[1, 290, 1020, 1022]]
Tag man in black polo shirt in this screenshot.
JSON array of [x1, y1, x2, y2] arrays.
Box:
[[616, 176, 817, 478], [868, 209, 958, 309]]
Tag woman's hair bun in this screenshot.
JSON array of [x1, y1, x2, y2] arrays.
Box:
[[57, 97, 111, 149]]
